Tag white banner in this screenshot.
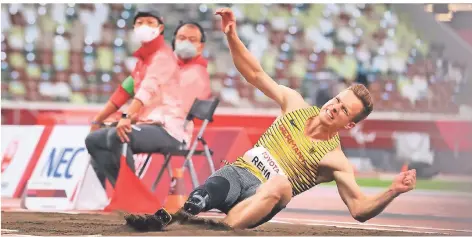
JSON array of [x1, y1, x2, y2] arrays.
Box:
[[1, 125, 45, 198], [25, 125, 92, 210], [18, 124, 151, 210]]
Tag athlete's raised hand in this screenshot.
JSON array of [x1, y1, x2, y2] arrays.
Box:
[[390, 169, 416, 194], [215, 8, 236, 35]]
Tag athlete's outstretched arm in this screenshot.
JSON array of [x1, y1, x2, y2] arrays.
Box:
[[331, 149, 416, 222], [215, 8, 290, 110]]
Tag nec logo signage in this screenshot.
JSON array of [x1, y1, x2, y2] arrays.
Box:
[[41, 147, 85, 179]]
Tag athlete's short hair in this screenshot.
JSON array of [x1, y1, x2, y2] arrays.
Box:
[[347, 83, 373, 123]]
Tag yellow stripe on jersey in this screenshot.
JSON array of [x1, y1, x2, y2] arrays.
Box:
[[232, 106, 340, 196]]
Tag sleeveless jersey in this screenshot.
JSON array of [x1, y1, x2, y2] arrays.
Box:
[[232, 106, 341, 196]]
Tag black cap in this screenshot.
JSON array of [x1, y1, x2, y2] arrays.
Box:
[[133, 7, 163, 25]]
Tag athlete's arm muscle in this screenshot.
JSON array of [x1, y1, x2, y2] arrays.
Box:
[[327, 147, 400, 222], [226, 31, 305, 112]]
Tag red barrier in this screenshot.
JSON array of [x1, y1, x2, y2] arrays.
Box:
[[2, 108, 471, 152], [436, 121, 472, 151], [201, 115, 472, 152], [6, 119, 469, 211]]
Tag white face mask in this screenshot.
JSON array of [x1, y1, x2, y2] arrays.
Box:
[[133, 25, 160, 44], [174, 40, 198, 59]]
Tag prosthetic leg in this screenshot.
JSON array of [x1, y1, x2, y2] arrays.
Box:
[[125, 176, 231, 231]]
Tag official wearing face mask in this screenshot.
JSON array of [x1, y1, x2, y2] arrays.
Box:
[[172, 22, 212, 114], [86, 9, 189, 189]]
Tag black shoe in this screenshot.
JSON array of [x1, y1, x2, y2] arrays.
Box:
[[124, 208, 172, 232], [154, 208, 172, 226], [183, 194, 209, 215]]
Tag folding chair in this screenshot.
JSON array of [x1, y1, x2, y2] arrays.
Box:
[[139, 97, 220, 191]]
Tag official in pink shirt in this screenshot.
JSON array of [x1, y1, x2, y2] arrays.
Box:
[[85, 9, 189, 189], [172, 21, 212, 113], [91, 22, 212, 130]]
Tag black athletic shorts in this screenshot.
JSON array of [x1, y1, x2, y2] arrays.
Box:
[[208, 165, 285, 228]]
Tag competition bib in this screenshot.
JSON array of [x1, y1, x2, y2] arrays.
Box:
[[243, 146, 286, 180]]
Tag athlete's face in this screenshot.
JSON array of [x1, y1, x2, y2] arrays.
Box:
[[319, 89, 364, 130]]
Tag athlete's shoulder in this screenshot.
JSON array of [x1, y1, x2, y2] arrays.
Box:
[[279, 85, 303, 99], [319, 144, 351, 173], [280, 86, 311, 114]]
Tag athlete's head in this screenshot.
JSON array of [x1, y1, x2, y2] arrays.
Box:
[[319, 83, 373, 130]]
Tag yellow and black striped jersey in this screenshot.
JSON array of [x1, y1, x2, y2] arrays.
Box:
[[233, 106, 341, 196]]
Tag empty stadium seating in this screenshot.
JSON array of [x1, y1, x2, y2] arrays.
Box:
[[1, 3, 468, 114]]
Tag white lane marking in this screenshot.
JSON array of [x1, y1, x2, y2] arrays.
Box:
[[268, 220, 294, 224], [277, 217, 472, 233], [200, 215, 442, 234], [303, 222, 441, 234]]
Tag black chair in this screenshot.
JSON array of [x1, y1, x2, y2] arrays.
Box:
[[138, 97, 220, 191]]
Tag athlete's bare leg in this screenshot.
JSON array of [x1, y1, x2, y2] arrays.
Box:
[[222, 175, 292, 229]]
